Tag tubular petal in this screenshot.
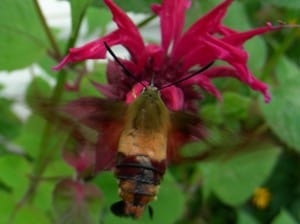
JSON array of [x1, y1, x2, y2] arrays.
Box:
[[53, 0, 146, 70], [172, 0, 234, 59], [103, 0, 145, 60], [201, 66, 271, 102], [153, 0, 191, 51], [161, 86, 184, 111], [222, 24, 283, 46], [125, 82, 149, 104]]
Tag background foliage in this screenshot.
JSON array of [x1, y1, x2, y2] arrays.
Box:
[[0, 0, 299, 223]]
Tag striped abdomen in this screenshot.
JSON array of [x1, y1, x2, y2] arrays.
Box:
[[112, 153, 166, 218]]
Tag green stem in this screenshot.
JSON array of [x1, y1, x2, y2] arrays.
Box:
[[137, 14, 157, 28], [16, 0, 87, 211], [33, 0, 62, 58]]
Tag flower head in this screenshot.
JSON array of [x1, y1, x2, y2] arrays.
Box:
[[54, 0, 286, 112], [54, 0, 288, 111]]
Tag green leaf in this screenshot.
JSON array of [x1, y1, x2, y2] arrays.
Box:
[[263, 0, 300, 9], [33, 182, 54, 212], [275, 57, 300, 85], [201, 144, 281, 206], [25, 77, 52, 109], [222, 92, 251, 120], [272, 210, 298, 224], [53, 179, 102, 224], [0, 98, 21, 139], [80, 63, 107, 97], [0, 192, 15, 223], [94, 171, 184, 223], [91, 0, 160, 13], [150, 172, 185, 223], [86, 7, 111, 34], [260, 59, 300, 151], [14, 115, 46, 158], [0, 155, 31, 199], [237, 210, 259, 224], [0, 0, 48, 70], [14, 206, 51, 224], [43, 160, 74, 178], [200, 104, 223, 125], [70, 0, 91, 38]]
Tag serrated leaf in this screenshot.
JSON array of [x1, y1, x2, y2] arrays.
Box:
[[260, 59, 300, 151], [201, 144, 281, 206], [53, 179, 102, 224], [272, 210, 298, 224], [0, 0, 48, 70]]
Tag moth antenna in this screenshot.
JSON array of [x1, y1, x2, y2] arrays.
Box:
[[104, 42, 146, 88], [159, 61, 214, 90]]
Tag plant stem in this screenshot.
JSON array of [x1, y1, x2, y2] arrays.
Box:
[[33, 0, 62, 58], [137, 14, 157, 28], [16, 0, 87, 211]]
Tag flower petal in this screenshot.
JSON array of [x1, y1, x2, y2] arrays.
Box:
[[172, 0, 234, 59], [53, 0, 145, 70], [161, 86, 184, 111], [152, 0, 191, 51], [91, 82, 121, 99], [201, 66, 271, 102], [179, 34, 252, 82], [104, 0, 145, 59], [222, 23, 283, 46], [182, 75, 222, 100], [52, 32, 120, 71], [125, 81, 149, 104]]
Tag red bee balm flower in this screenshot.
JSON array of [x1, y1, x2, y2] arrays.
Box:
[[54, 0, 285, 111]]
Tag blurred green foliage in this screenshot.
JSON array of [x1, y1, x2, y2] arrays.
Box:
[[0, 0, 299, 223]]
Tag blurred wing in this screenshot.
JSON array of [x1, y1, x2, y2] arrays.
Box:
[[59, 97, 127, 173], [167, 111, 207, 163]]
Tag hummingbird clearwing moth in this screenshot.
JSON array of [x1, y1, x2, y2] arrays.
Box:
[[48, 42, 210, 219]]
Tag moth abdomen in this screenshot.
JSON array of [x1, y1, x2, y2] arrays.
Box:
[[112, 153, 166, 218]]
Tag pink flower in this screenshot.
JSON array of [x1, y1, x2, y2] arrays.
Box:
[[54, 0, 285, 112]]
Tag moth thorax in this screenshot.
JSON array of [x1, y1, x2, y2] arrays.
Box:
[[113, 153, 166, 218]]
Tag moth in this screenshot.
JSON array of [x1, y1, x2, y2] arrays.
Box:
[[57, 42, 212, 219]]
